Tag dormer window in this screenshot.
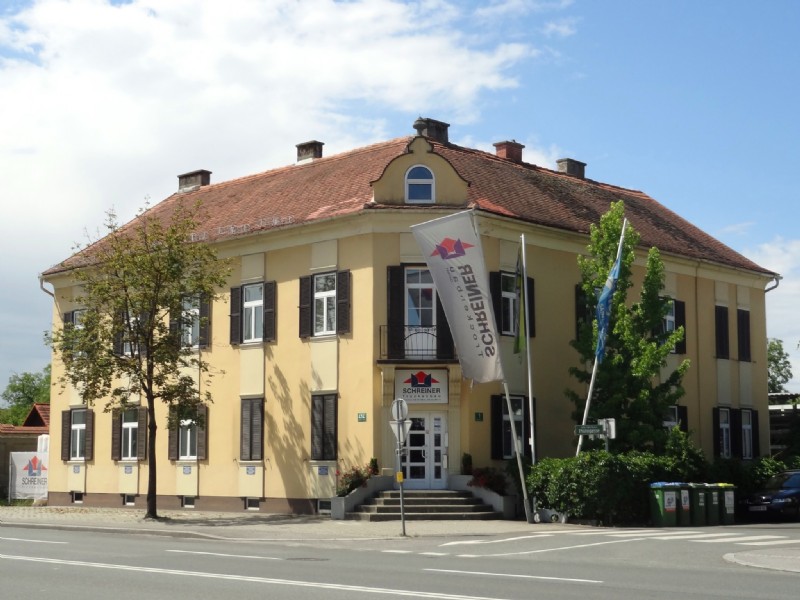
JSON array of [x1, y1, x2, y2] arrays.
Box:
[[405, 165, 434, 203]]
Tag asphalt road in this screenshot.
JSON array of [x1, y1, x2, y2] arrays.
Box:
[[1, 522, 799, 599]]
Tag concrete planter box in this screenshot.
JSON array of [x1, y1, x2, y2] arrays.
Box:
[[330, 475, 394, 520], [448, 474, 517, 519]]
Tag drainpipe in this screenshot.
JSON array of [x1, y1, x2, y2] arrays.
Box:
[[39, 274, 54, 299], [765, 274, 782, 293]]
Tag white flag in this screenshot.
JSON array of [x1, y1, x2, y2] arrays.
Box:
[[411, 211, 504, 383]]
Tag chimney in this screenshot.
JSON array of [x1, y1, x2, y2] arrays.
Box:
[[557, 158, 586, 179], [493, 140, 525, 163], [296, 140, 324, 163], [178, 169, 211, 192], [412, 117, 450, 143]]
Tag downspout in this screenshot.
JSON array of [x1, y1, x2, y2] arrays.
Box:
[[765, 274, 782, 293], [39, 274, 55, 299]]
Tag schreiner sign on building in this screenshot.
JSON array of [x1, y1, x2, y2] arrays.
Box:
[[394, 369, 448, 404]]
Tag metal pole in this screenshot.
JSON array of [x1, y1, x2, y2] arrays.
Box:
[[576, 357, 600, 456], [520, 234, 535, 465], [504, 381, 532, 523], [396, 419, 406, 537]]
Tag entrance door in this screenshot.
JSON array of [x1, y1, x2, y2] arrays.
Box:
[[402, 412, 447, 490]]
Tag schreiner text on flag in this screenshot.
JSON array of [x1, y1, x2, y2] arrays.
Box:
[[410, 211, 504, 383]]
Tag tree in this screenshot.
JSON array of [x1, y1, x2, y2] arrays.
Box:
[[48, 201, 230, 519], [567, 201, 690, 452], [767, 338, 793, 395], [0, 365, 51, 425]]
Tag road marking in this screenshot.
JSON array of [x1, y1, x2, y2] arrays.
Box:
[[382, 550, 414, 554], [0, 554, 514, 600], [737, 539, 800, 546], [166, 550, 281, 560], [420, 552, 449, 556], [692, 535, 784, 543], [646, 533, 736, 541], [457, 537, 647, 557], [0, 537, 67, 544], [441, 535, 552, 547], [426, 568, 602, 585]]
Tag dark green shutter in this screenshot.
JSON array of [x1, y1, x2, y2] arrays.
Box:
[[263, 281, 277, 342], [336, 270, 351, 335], [199, 295, 211, 349], [674, 300, 687, 354], [229, 287, 242, 345], [299, 276, 312, 338], [387, 266, 405, 359], [111, 409, 121, 461]]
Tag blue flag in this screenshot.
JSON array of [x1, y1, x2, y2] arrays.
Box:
[[595, 221, 627, 363]]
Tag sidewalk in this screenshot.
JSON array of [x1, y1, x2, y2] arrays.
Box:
[[2, 505, 799, 573]]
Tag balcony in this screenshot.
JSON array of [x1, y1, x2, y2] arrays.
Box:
[[379, 325, 456, 361]]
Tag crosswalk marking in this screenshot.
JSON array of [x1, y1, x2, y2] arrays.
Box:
[[646, 532, 735, 541], [692, 535, 784, 543]]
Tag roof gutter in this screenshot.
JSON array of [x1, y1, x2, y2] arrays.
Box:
[[39, 274, 54, 298], [766, 274, 782, 293]]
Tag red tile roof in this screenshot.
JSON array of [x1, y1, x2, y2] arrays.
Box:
[[0, 403, 50, 436], [44, 136, 774, 277]]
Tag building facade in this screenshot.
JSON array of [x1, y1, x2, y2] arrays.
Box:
[[41, 118, 778, 513]]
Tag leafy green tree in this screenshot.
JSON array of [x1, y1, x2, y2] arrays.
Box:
[[48, 202, 230, 519], [0, 365, 51, 425], [767, 338, 793, 395], [567, 201, 690, 452]]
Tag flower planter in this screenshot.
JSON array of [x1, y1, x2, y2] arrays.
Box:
[[330, 475, 394, 519]]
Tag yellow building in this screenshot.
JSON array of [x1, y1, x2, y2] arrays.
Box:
[[41, 117, 778, 513]]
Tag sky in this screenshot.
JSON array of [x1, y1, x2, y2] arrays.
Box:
[[1, 0, 800, 398]]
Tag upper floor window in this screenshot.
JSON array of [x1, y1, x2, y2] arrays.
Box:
[[299, 271, 351, 338], [182, 296, 201, 348], [715, 305, 730, 359], [737, 308, 751, 362], [243, 284, 264, 343], [230, 282, 276, 346], [405, 165, 434, 204], [60, 407, 94, 462]]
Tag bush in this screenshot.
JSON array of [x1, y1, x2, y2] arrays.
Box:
[[336, 464, 372, 497], [468, 466, 508, 495]]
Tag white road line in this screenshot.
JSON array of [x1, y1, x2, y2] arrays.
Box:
[[382, 550, 414, 554], [645, 533, 737, 541], [0, 554, 511, 600], [441, 535, 552, 547], [420, 552, 450, 556], [456, 537, 647, 558], [0, 537, 67, 544], [426, 568, 602, 585], [692, 535, 784, 543], [609, 530, 699, 538], [166, 550, 281, 560], [571, 529, 658, 536], [737, 539, 800, 546]]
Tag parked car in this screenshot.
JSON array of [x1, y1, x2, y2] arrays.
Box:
[[741, 469, 800, 520]]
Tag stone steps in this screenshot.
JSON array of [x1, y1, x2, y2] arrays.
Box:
[[346, 489, 501, 521]]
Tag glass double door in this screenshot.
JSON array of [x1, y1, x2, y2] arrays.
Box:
[[401, 412, 447, 490]]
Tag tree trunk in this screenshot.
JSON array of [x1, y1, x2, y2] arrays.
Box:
[[145, 393, 158, 519]]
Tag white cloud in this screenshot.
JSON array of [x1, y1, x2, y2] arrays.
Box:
[[541, 17, 578, 38], [0, 0, 545, 389], [747, 237, 800, 392]]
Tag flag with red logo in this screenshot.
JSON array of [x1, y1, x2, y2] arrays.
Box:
[[411, 211, 504, 383]]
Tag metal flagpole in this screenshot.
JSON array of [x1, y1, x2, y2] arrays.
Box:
[[520, 234, 535, 464], [576, 218, 627, 456], [504, 380, 532, 524]]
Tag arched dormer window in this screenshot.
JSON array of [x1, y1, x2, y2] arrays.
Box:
[[405, 165, 434, 204]]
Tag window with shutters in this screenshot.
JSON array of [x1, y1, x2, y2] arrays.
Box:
[[299, 271, 350, 338], [179, 419, 198, 460], [741, 409, 753, 459], [240, 397, 264, 461], [661, 298, 687, 354], [168, 405, 207, 461], [61, 407, 93, 462], [737, 308, 751, 362], [490, 271, 535, 338], [230, 282, 276, 345], [311, 393, 337, 461], [121, 409, 139, 460], [490, 395, 533, 460], [178, 295, 210, 349], [112, 406, 147, 462], [719, 407, 732, 458]]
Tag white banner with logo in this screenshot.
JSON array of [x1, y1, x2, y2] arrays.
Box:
[[9, 452, 49, 500], [411, 211, 504, 383], [395, 368, 449, 403]]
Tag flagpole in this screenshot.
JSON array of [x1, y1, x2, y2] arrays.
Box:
[[576, 218, 627, 457], [520, 234, 535, 465], [503, 380, 532, 524]]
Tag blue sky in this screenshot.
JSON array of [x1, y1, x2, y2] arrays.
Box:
[[2, 0, 800, 396]]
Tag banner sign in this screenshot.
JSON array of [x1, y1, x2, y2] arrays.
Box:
[[9, 452, 48, 500], [395, 368, 448, 403], [411, 211, 504, 383]]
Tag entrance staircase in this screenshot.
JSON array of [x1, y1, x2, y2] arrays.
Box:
[[346, 489, 501, 521]]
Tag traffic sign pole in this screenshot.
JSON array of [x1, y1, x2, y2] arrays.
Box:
[[390, 398, 409, 537]]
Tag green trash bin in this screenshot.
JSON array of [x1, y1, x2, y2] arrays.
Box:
[[688, 483, 706, 526], [650, 482, 679, 527], [677, 483, 692, 527], [705, 484, 720, 526], [719, 483, 736, 525]]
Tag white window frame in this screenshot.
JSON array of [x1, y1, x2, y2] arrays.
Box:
[[500, 272, 518, 336], [663, 405, 679, 428], [242, 283, 263, 343], [405, 165, 434, 204], [70, 409, 86, 461], [741, 409, 753, 459], [719, 407, 732, 459], [121, 408, 138, 461], [181, 295, 201, 348], [502, 396, 524, 459], [179, 419, 198, 460], [313, 273, 337, 336]]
